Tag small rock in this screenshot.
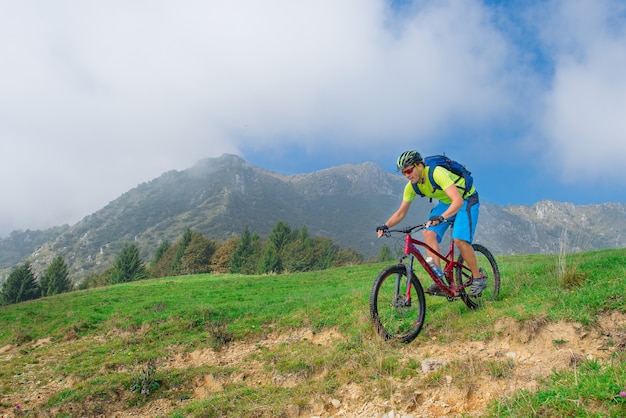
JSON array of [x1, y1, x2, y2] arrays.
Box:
[[331, 398, 341, 408], [421, 359, 446, 373]]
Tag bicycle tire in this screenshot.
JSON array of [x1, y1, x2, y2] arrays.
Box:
[[455, 243, 500, 310], [370, 264, 426, 343]]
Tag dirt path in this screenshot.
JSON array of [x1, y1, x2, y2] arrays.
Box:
[[1, 312, 625, 417]]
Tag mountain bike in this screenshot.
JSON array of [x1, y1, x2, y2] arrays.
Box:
[[370, 221, 500, 343]]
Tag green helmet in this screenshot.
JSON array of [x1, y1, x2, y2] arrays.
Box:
[[396, 150, 422, 171]]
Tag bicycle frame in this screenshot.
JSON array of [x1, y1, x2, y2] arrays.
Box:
[[400, 230, 472, 298]]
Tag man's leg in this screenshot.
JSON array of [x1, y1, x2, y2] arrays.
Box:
[[423, 202, 448, 266], [423, 229, 441, 264], [452, 194, 485, 295], [423, 203, 450, 296], [455, 239, 480, 278]]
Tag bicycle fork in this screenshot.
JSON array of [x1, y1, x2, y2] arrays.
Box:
[[393, 256, 415, 308]]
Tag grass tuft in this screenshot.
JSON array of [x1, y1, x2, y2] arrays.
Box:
[[129, 358, 161, 396], [12, 328, 33, 345]]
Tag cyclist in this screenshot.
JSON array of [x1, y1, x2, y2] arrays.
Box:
[[376, 150, 486, 296]]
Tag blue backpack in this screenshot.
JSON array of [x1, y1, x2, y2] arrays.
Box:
[[412, 155, 474, 198]]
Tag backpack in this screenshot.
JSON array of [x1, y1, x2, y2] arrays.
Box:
[[411, 155, 473, 198]]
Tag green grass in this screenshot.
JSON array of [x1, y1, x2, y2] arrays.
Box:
[[0, 248, 625, 417], [490, 354, 626, 417]]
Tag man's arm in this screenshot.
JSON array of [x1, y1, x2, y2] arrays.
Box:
[[378, 200, 411, 237]]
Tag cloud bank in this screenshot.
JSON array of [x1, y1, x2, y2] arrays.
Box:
[[0, 0, 625, 237]]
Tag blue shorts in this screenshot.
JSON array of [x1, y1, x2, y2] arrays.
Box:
[[427, 193, 480, 243]]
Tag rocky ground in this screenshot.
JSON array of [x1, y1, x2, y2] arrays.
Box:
[[2, 311, 625, 417]]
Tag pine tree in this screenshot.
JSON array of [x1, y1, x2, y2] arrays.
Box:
[[248, 232, 262, 273], [230, 227, 252, 274], [297, 225, 312, 247], [230, 227, 262, 274], [152, 240, 170, 266], [150, 242, 177, 279], [1, 263, 41, 305], [268, 221, 292, 255], [310, 237, 338, 270], [170, 228, 193, 275], [40, 256, 72, 296], [282, 226, 315, 272], [111, 243, 147, 284], [258, 242, 281, 274]]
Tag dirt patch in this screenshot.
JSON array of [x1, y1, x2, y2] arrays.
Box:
[[0, 345, 15, 355], [1, 313, 624, 417], [167, 327, 341, 369]]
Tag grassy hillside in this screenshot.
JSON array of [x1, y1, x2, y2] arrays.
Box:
[[1, 249, 625, 417]]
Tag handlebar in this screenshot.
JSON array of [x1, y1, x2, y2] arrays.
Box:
[[380, 219, 453, 237], [381, 223, 427, 237]]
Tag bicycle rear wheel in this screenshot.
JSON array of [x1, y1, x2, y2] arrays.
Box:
[[370, 264, 426, 343], [455, 244, 500, 309]]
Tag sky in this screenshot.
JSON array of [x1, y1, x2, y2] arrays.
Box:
[[1, 0, 626, 238]]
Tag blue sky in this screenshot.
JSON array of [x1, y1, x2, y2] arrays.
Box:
[[1, 0, 625, 237]]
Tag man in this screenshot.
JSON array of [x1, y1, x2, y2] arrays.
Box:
[[376, 150, 486, 296]]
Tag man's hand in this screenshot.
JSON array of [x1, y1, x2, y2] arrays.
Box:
[[427, 215, 445, 226], [376, 224, 388, 238]]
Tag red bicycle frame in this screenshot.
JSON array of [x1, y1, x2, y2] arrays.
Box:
[[403, 232, 471, 298]]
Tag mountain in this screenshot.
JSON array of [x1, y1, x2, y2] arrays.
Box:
[[477, 201, 625, 254], [1, 154, 624, 282]]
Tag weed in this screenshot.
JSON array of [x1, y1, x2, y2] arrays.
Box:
[[422, 367, 446, 387], [187, 308, 235, 349], [560, 267, 588, 288], [12, 328, 33, 345], [486, 359, 515, 379], [129, 358, 161, 396], [555, 226, 592, 288], [380, 355, 400, 376], [153, 301, 168, 312], [206, 317, 234, 349]]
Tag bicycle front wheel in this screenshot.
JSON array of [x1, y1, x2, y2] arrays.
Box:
[[455, 243, 500, 310], [369, 264, 426, 343]]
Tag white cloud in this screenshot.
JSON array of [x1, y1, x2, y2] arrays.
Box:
[[0, 0, 522, 236], [2, 0, 623, 236], [540, 0, 626, 183]]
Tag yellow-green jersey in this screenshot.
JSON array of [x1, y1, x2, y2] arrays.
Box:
[[403, 166, 477, 204]]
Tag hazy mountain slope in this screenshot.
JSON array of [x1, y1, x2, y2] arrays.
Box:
[[477, 201, 626, 254], [0, 154, 623, 282]]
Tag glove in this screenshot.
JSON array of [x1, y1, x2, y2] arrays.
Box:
[[428, 215, 445, 225], [376, 224, 389, 233]]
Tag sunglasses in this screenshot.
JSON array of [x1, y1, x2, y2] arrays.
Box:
[[402, 165, 415, 176]]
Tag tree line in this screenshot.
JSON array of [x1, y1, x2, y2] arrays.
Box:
[[1, 221, 396, 306], [0, 256, 72, 306]]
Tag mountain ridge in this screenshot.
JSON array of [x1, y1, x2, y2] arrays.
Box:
[[1, 154, 624, 282]]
